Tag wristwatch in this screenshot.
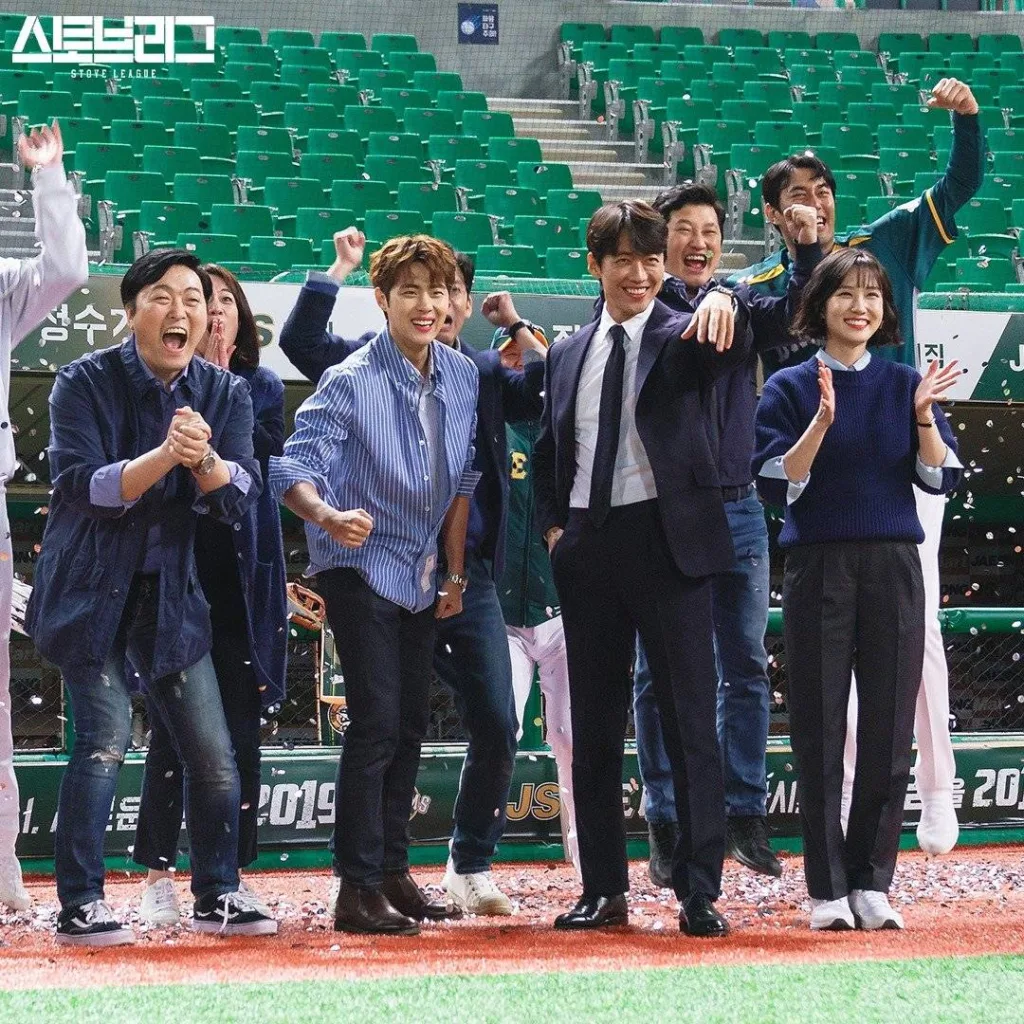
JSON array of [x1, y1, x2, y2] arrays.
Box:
[[192, 447, 218, 477], [708, 284, 738, 309], [445, 571, 469, 592]]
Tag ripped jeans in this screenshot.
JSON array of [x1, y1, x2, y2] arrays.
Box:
[[55, 575, 241, 910]]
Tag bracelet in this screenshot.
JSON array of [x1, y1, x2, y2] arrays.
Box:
[[917, 420, 936, 428], [507, 319, 529, 338]]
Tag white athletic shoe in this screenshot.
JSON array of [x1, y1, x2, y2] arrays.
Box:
[[916, 793, 959, 856], [327, 875, 341, 917], [138, 878, 181, 926], [849, 889, 904, 931], [809, 896, 855, 931], [0, 855, 31, 911], [443, 862, 513, 916], [238, 878, 272, 917]]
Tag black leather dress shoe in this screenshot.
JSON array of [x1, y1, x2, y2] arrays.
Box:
[[727, 815, 783, 878], [554, 894, 628, 930], [334, 881, 420, 935], [647, 821, 680, 888], [381, 871, 462, 922], [679, 893, 730, 938]]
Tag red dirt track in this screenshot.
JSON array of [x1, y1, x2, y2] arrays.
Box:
[[2, 847, 1023, 991]]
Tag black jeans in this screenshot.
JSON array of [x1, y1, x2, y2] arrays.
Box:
[[134, 625, 263, 871], [319, 568, 437, 888], [783, 540, 925, 900]]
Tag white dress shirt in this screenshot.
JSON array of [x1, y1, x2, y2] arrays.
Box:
[[570, 302, 659, 509]]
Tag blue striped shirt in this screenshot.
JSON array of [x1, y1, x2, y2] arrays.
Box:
[[269, 328, 480, 612]]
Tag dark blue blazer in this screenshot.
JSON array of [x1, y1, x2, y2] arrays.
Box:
[[26, 338, 260, 687], [533, 299, 752, 580], [279, 282, 544, 577]]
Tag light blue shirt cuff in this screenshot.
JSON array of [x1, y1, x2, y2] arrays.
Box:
[[916, 447, 962, 488], [89, 460, 137, 508], [760, 456, 810, 505], [305, 270, 341, 296], [269, 454, 331, 505], [456, 469, 483, 497], [223, 461, 251, 495]]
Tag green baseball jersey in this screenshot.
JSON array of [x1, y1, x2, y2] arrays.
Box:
[[728, 112, 985, 374]]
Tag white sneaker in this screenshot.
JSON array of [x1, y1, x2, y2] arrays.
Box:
[[809, 896, 855, 931], [849, 889, 904, 931], [443, 862, 513, 916], [238, 878, 272, 917], [0, 855, 30, 912], [139, 878, 181, 926], [327, 875, 341, 917], [917, 793, 959, 855]]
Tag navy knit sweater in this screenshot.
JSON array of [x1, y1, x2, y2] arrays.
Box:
[[752, 355, 961, 548]]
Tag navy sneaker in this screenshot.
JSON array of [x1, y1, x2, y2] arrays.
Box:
[[192, 890, 278, 936], [56, 900, 136, 947]]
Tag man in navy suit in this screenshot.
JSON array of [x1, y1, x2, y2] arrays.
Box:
[[534, 202, 751, 938], [280, 229, 547, 916]]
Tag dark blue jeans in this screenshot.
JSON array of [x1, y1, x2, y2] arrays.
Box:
[[55, 576, 241, 910], [633, 493, 772, 822], [434, 550, 517, 875]]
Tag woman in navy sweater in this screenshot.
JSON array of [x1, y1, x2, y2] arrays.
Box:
[[752, 249, 961, 933]]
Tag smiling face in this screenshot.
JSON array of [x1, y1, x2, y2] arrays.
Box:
[[588, 230, 665, 323], [128, 263, 208, 383], [665, 204, 722, 291], [375, 260, 451, 367], [436, 265, 472, 347], [767, 166, 836, 252], [824, 266, 883, 353]]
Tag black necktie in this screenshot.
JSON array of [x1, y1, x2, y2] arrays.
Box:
[[589, 323, 627, 527]]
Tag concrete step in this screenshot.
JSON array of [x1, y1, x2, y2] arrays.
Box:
[[512, 118, 599, 142], [489, 97, 578, 119]]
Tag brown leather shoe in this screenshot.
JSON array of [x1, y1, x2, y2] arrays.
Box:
[[381, 871, 462, 921], [333, 881, 420, 935]]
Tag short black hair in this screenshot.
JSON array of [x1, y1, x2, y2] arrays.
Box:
[[761, 153, 837, 211], [790, 248, 901, 350], [120, 248, 212, 311], [586, 201, 667, 264], [652, 183, 725, 234], [454, 251, 475, 293]]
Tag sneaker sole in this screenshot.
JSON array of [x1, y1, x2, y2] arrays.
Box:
[[139, 911, 181, 927], [446, 891, 513, 916], [56, 929, 136, 947], [811, 917, 855, 932], [852, 915, 903, 931], [191, 919, 279, 936]]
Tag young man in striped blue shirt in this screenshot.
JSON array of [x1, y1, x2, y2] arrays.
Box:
[[270, 237, 481, 936]]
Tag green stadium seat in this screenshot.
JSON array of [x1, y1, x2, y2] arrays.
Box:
[[659, 60, 705, 88], [901, 104, 954, 130], [295, 206, 360, 243], [279, 46, 332, 71], [268, 28, 316, 49], [989, 127, 1024, 155], [263, 176, 325, 233], [512, 215, 573, 251], [222, 63, 278, 96], [821, 123, 877, 168], [364, 208, 427, 241], [249, 82, 304, 125], [484, 184, 542, 226], [330, 179, 393, 221], [682, 44, 731, 72], [733, 47, 784, 79], [971, 68, 1015, 95], [745, 81, 792, 116], [74, 142, 137, 199], [978, 33, 1021, 56], [956, 197, 1017, 257], [367, 131, 423, 159], [516, 161, 573, 197], [664, 96, 717, 158], [634, 44, 679, 66], [433, 210, 497, 254], [55, 117, 106, 161], [730, 142, 782, 176], [17, 90, 76, 126], [381, 87, 433, 118], [344, 104, 399, 140], [609, 24, 656, 51], [173, 173, 234, 213], [138, 201, 205, 247], [357, 69, 410, 95], [427, 135, 485, 168], [928, 33, 973, 56], [754, 121, 806, 153], [1, 71, 50, 114], [334, 48, 385, 79], [109, 119, 169, 158], [788, 64, 834, 99], [389, 52, 437, 76], [176, 232, 244, 262], [454, 160, 513, 204], [545, 188, 603, 223], [488, 136, 543, 169], [896, 52, 946, 84], [832, 170, 884, 230], [865, 195, 907, 223], [711, 61, 757, 89], [948, 52, 995, 77], [281, 64, 336, 93], [129, 77, 186, 102], [460, 110, 513, 144], [689, 80, 743, 112], [790, 101, 842, 142], [992, 150, 1024, 176], [226, 43, 277, 68], [143, 145, 200, 181], [718, 99, 769, 132], [300, 151, 360, 189], [202, 98, 259, 135], [404, 107, 458, 140], [877, 33, 925, 59], [178, 122, 234, 174], [545, 247, 590, 279], [234, 150, 298, 190], [879, 147, 933, 190], [955, 256, 1015, 289], [141, 96, 198, 131], [436, 90, 488, 124], [659, 26, 703, 49], [237, 124, 294, 156], [364, 154, 431, 190], [769, 30, 812, 51], [104, 171, 167, 226], [846, 102, 897, 131], [396, 181, 460, 224], [977, 174, 1022, 208], [719, 29, 764, 49], [307, 128, 363, 159], [695, 118, 748, 183], [871, 83, 920, 112], [815, 32, 861, 52], [191, 78, 244, 104], [560, 23, 607, 50], [832, 50, 878, 73], [818, 82, 861, 112], [413, 71, 464, 100], [215, 27, 263, 47], [371, 33, 418, 54], [249, 234, 315, 269], [838, 65, 887, 91], [475, 244, 541, 278], [210, 203, 275, 239], [283, 102, 337, 145], [785, 48, 832, 68], [881, 123, 929, 151], [307, 82, 361, 115]]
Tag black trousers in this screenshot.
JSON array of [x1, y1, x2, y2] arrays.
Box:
[[783, 540, 925, 900], [552, 501, 725, 900], [135, 624, 263, 871], [318, 568, 437, 888]]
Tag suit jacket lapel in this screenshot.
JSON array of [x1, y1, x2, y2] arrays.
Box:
[[636, 299, 677, 398], [559, 321, 598, 436]]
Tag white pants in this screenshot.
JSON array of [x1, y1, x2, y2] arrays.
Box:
[[0, 497, 19, 858], [507, 616, 578, 869], [843, 489, 956, 808]]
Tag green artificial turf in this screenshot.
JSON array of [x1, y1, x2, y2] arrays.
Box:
[[2, 955, 1023, 1023]]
